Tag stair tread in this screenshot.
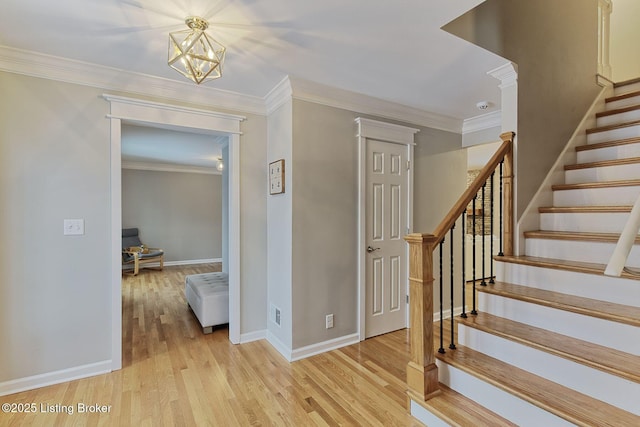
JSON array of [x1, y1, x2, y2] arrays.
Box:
[[523, 230, 640, 244], [496, 254, 640, 281], [596, 103, 640, 118], [459, 312, 640, 383], [586, 119, 640, 134], [479, 281, 640, 327], [576, 137, 640, 152], [552, 179, 640, 191], [435, 345, 640, 426], [565, 156, 640, 170], [606, 89, 640, 104], [413, 383, 517, 427], [538, 206, 632, 213], [614, 77, 640, 89]]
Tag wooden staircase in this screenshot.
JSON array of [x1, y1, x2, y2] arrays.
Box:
[[413, 79, 640, 426]]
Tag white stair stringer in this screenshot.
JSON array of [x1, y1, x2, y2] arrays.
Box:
[[435, 359, 574, 427], [457, 325, 640, 415], [552, 184, 640, 206], [539, 210, 632, 233], [525, 237, 640, 268], [495, 260, 640, 306], [478, 292, 640, 356], [576, 140, 640, 163]]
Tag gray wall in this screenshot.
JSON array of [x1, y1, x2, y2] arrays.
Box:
[[0, 71, 268, 386], [0, 73, 111, 381], [444, 0, 601, 218], [121, 169, 222, 262], [289, 100, 467, 349]]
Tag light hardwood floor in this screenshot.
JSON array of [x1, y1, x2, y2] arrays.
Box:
[[1, 264, 423, 426]]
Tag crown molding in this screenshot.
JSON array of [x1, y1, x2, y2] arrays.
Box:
[[0, 45, 266, 116], [0, 45, 464, 133], [488, 62, 518, 89], [462, 110, 502, 134], [122, 161, 221, 175], [288, 76, 462, 133], [264, 75, 294, 115]]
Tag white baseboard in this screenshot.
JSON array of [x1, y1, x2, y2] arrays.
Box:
[[266, 331, 369, 362], [433, 305, 465, 323], [290, 333, 360, 362], [0, 360, 112, 397], [266, 331, 293, 361], [122, 258, 222, 270], [240, 330, 266, 344]]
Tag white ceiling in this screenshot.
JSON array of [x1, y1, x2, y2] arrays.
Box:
[[1, 0, 507, 167]]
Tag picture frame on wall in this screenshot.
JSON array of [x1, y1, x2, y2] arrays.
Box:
[[269, 159, 285, 195]]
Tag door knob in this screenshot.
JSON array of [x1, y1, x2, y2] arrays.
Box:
[[367, 246, 380, 253]]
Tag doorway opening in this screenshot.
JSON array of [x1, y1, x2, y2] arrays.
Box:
[[106, 94, 244, 370]]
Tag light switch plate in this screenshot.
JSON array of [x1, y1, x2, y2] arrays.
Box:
[[64, 219, 84, 236]]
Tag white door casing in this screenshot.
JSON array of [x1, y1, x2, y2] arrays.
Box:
[[356, 118, 418, 340], [106, 95, 244, 371]]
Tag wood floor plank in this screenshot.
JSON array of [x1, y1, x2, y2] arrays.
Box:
[[0, 264, 425, 426]]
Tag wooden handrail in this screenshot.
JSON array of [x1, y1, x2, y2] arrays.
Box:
[[433, 132, 515, 243], [404, 131, 515, 403]]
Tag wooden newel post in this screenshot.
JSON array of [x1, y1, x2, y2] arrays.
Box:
[[500, 131, 515, 256], [404, 233, 440, 402]]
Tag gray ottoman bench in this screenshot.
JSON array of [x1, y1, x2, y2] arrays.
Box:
[[185, 272, 229, 334]]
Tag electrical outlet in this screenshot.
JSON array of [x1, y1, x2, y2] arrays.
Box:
[[63, 219, 84, 236], [325, 314, 334, 329], [275, 308, 281, 326]]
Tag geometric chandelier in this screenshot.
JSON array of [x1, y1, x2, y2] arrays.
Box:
[[168, 16, 226, 84]]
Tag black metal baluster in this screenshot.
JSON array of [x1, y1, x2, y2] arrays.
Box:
[[481, 182, 487, 286], [471, 195, 478, 315], [498, 160, 504, 257], [461, 211, 467, 319], [449, 226, 456, 350], [489, 171, 496, 284], [438, 239, 445, 354]]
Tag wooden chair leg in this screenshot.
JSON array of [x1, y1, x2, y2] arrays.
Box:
[[134, 259, 139, 276], [159, 255, 164, 271]]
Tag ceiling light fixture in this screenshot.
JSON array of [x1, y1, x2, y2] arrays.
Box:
[[216, 157, 224, 171], [168, 16, 226, 84]]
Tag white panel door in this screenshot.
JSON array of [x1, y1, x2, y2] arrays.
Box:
[[365, 139, 408, 338]]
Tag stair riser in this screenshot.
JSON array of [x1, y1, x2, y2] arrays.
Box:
[[607, 93, 640, 110], [495, 261, 640, 306], [458, 326, 640, 415], [564, 163, 640, 184], [435, 360, 574, 427], [577, 142, 640, 163], [587, 125, 640, 144], [479, 293, 640, 355], [539, 212, 632, 234], [553, 186, 640, 207], [525, 238, 640, 268], [614, 82, 640, 96], [597, 109, 640, 127]]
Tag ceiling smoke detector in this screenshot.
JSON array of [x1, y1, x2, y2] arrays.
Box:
[[476, 101, 490, 110]]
